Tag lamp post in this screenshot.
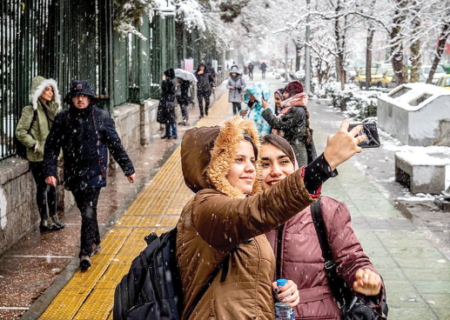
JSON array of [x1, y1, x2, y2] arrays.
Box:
[[305, 0, 311, 94]]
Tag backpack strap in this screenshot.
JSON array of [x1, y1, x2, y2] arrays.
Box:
[[91, 108, 106, 179], [184, 249, 233, 319]]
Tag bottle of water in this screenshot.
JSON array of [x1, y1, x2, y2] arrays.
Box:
[[275, 279, 295, 320]]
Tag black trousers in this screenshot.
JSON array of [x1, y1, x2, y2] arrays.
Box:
[[30, 161, 57, 221], [232, 102, 241, 115], [73, 187, 101, 257], [197, 91, 210, 117], [176, 96, 189, 121]]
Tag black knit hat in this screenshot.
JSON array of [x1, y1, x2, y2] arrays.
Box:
[[65, 80, 96, 103]]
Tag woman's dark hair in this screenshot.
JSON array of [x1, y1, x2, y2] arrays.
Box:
[[284, 81, 311, 145], [243, 134, 258, 160], [261, 134, 296, 165]]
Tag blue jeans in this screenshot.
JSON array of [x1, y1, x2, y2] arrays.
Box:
[[165, 121, 177, 137]]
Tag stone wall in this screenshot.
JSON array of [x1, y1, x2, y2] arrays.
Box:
[[0, 98, 160, 255], [0, 158, 38, 254]]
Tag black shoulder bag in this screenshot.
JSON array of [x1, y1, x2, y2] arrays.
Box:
[[310, 199, 388, 320], [15, 108, 38, 158]]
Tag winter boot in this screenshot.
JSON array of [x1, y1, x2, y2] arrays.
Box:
[[90, 243, 102, 257], [46, 217, 59, 231], [39, 219, 48, 232], [80, 255, 92, 271], [51, 214, 65, 230]]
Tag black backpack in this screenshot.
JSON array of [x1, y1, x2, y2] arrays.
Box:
[[15, 108, 38, 158], [114, 227, 227, 320]]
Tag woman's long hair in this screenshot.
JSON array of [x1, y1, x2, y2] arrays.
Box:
[[284, 81, 311, 145]]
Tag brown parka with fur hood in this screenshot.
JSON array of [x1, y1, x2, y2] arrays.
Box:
[[176, 117, 317, 320]]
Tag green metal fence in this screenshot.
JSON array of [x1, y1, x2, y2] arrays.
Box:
[[0, 1, 219, 161]]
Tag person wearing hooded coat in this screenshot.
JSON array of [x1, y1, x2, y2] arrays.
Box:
[[44, 80, 135, 270], [227, 66, 247, 115], [16, 76, 63, 232], [241, 81, 273, 137], [194, 63, 216, 118], [261, 134, 387, 320], [176, 116, 368, 320]]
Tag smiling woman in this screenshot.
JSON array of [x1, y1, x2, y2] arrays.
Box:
[[176, 116, 367, 319], [261, 134, 387, 320], [227, 134, 258, 195]]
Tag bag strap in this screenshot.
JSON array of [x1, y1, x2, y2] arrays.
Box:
[[275, 225, 284, 280], [310, 199, 347, 307], [184, 249, 233, 319], [27, 109, 38, 134], [310, 198, 334, 267]]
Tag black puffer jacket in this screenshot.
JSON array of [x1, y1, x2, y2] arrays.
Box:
[[44, 105, 134, 191], [194, 63, 215, 94]]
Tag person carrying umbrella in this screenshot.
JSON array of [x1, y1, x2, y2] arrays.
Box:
[[174, 69, 197, 126]]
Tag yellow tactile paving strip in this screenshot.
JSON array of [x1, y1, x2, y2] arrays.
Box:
[[39, 93, 232, 320]]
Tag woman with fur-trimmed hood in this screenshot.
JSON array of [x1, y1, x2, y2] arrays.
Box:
[[176, 117, 368, 319], [16, 76, 63, 232]]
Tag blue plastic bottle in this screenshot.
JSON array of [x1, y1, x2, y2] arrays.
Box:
[[275, 279, 295, 320]]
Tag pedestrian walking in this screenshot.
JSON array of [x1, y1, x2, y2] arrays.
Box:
[[227, 66, 246, 115], [248, 62, 254, 80], [260, 62, 268, 79], [44, 80, 135, 271], [194, 63, 216, 118], [159, 69, 178, 139], [15, 76, 63, 232], [176, 78, 191, 126], [262, 80, 311, 165], [261, 134, 387, 320], [176, 116, 368, 320], [241, 81, 273, 136]]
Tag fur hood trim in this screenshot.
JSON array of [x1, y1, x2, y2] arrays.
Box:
[[29, 78, 61, 111], [207, 116, 262, 199]]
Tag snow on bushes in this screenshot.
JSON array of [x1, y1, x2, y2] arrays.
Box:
[[318, 82, 381, 120]]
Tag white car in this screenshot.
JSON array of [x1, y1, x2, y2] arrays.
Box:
[[420, 65, 447, 84]]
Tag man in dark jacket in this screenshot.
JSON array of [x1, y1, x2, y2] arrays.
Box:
[[260, 62, 267, 79], [248, 62, 255, 80], [194, 63, 216, 118], [44, 80, 135, 270]]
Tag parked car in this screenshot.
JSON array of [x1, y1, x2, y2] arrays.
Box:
[[354, 68, 378, 88], [436, 75, 450, 91], [380, 69, 395, 88], [420, 65, 447, 84]]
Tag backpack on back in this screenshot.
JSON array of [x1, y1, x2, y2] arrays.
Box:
[[114, 228, 183, 320]]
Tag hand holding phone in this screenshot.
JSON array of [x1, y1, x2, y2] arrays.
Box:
[[348, 122, 381, 148]]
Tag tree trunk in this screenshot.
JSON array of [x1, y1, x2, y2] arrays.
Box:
[[335, 0, 345, 90], [390, 0, 408, 86], [294, 41, 302, 71], [366, 27, 375, 90], [409, 0, 421, 83], [427, 19, 450, 83]]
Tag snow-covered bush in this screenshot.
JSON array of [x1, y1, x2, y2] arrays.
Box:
[[318, 82, 379, 120]]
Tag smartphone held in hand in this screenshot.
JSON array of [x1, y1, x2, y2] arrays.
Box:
[[348, 122, 381, 148]]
